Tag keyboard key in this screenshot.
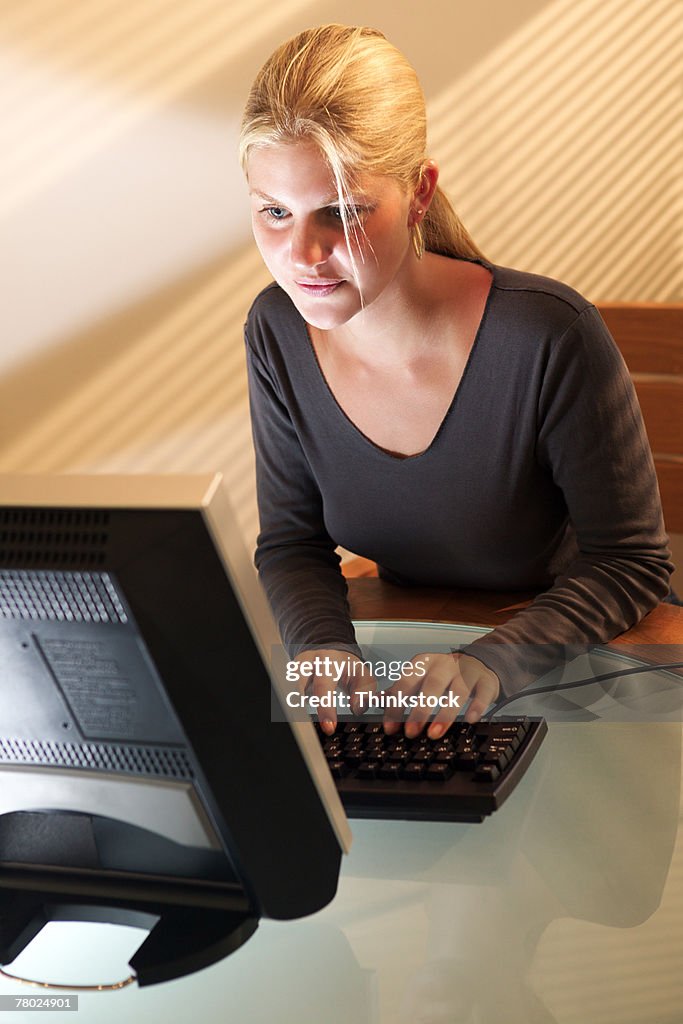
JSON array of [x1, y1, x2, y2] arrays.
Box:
[[454, 739, 475, 755], [344, 737, 364, 750], [484, 751, 509, 770], [498, 724, 525, 739], [389, 749, 411, 764], [455, 752, 478, 770]]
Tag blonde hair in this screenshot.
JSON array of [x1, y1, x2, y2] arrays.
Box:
[[240, 24, 485, 263]]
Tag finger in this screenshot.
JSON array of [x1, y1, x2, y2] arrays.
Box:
[[309, 671, 340, 735], [381, 657, 426, 734], [426, 692, 466, 739], [422, 654, 472, 739], [297, 662, 313, 695], [344, 664, 375, 717], [464, 673, 500, 724], [403, 655, 463, 738], [383, 689, 408, 735]]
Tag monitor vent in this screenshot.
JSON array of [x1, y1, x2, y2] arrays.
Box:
[[0, 570, 128, 624], [0, 508, 110, 567], [0, 737, 194, 780]]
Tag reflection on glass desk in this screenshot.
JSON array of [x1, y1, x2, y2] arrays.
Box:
[[353, 620, 683, 722], [1, 620, 683, 1023]]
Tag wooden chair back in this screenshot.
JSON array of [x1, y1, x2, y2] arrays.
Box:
[[598, 304, 683, 534]]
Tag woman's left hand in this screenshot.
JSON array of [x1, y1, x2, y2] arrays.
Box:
[[382, 652, 500, 739]]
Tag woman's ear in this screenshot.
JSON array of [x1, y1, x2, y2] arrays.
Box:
[[414, 159, 439, 213]]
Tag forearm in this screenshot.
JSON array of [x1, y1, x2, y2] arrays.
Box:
[[464, 549, 672, 696], [256, 541, 362, 658]]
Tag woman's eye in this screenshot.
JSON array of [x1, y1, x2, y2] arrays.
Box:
[[262, 206, 289, 221], [328, 205, 365, 221]]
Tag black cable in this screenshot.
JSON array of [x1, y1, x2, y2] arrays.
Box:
[[489, 661, 683, 718]]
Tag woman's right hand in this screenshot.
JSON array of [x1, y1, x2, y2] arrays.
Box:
[[293, 649, 375, 735]]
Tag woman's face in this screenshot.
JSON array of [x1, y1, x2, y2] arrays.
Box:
[[246, 142, 415, 330]]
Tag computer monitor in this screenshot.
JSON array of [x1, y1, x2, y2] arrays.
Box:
[[0, 473, 350, 985]]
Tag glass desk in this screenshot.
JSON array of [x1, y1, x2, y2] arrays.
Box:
[[1, 619, 683, 1023]]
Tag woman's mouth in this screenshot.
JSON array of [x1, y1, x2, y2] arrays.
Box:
[[296, 279, 344, 297]]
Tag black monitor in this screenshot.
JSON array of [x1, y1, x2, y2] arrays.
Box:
[[0, 473, 350, 985]]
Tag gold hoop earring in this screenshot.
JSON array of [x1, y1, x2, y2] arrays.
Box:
[[411, 219, 425, 260]]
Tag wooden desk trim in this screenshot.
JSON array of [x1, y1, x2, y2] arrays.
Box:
[[346, 578, 683, 668]]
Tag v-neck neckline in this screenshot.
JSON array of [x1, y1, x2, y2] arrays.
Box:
[[301, 258, 496, 462]]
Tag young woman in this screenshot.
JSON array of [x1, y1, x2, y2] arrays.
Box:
[[240, 25, 672, 737]]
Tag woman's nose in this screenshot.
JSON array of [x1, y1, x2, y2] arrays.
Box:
[[290, 218, 332, 269]]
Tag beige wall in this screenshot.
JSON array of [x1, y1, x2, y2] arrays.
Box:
[[0, 0, 681, 548]]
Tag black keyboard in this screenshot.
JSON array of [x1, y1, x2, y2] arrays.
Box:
[[316, 717, 547, 822]]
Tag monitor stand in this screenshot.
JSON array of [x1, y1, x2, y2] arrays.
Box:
[[0, 884, 258, 986]]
